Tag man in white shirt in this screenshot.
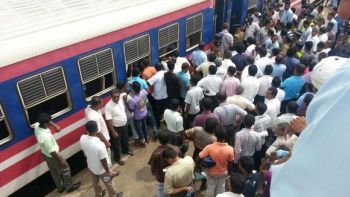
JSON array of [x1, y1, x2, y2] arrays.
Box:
[[222, 50, 236, 71], [274, 101, 298, 130], [164, 99, 184, 134], [255, 48, 273, 75], [184, 75, 204, 129], [198, 65, 223, 109], [327, 12, 338, 34], [80, 121, 122, 197], [280, 2, 293, 25], [272, 77, 285, 102], [227, 85, 255, 111], [264, 87, 281, 123], [221, 23, 234, 54], [148, 63, 168, 128], [318, 26, 328, 43], [306, 27, 320, 53], [245, 37, 257, 57], [241, 65, 260, 102], [256, 65, 273, 103], [196, 53, 216, 77], [105, 89, 133, 165], [244, 17, 259, 41]]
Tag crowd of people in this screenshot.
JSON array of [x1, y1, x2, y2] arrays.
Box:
[[33, 0, 350, 197]]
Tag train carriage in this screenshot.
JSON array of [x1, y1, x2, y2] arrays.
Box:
[[0, 0, 215, 195]]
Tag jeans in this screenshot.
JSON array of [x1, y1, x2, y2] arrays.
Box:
[[111, 125, 130, 161], [206, 173, 227, 197], [128, 116, 138, 139], [156, 181, 169, 197], [134, 117, 148, 143], [146, 100, 158, 134], [90, 170, 117, 197]]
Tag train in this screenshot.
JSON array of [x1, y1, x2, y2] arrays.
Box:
[[0, 0, 300, 195]]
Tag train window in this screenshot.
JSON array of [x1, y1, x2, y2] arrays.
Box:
[[186, 13, 203, 51], [158, 23, 179, 58], [0, 105, 13, 145], [17, 67, 71, 125], [124, 34, 150, 78], [78, 48, 116, 99]]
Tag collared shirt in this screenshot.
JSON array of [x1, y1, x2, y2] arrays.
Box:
[[128, 89, 148, 120], [85, 106, 110, 140], [235, 128, 262, 162], [191, 50, 207, 67], [214, 103, 247, 126], [276, 88, 286, 102], [192, 111, 219, 128], [222, 59, 236, 70], [104, 98, 128, 127], [176, 71, 190, 98], [244, 22, 259, 41], [80, 135, 110, 175], [272, 64, 286, 79], [280, 9, 294, 24], [231, 53, 248, 71], [245, 44, 256, 57], [307, 35, 320, 53], [319, 33, 328, 43], [148, 70, 168, 100], [216, 66, 228, 80], [226, 95, 255, 111], [255, 114, 272, 144], [241, 76, 260, 101], [255, 57, 273, 74], [34, 123, 59, 157], [266, 134, 298, 155], [221, 76, 240, 97], [221, 29, 234, 53], [184, 86, 204, 115], [257, 75, 273, 96], [264, 98, 281, 123], [283, 57, 300, 78], [148, 144, 181, 183], [329, 18, 338, 33], [241, 65, 262, 80], [164, 156, 195, 194], [164, 109, 183, 133], [281, 76, 305, 100], [197, 74, 222, 96], [129, 76, 148, 91], [196, 61, 215, 77], [274, 113, 298, 128], [185, 127, 216, 150]]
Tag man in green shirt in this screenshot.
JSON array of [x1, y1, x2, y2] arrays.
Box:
[[34, 113, 80, 193]]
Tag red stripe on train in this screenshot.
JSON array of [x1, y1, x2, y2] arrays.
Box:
[[0, 126, 86, 187], [0, 1, 210, 83]]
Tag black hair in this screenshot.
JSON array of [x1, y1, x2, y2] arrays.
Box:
[[190, 74, 201, 86], [216, 92, 227, 102], [239, 156, 255, 173], [268, 87, 278, 97], [140, 58, 149, 67], [286, 47, 297, 57], [304, 41, 313, 51], [271, 48, 280, 56], [37, 113, 51, 126], [205, 118, 219, 132], [303, 94, 314, 105], [227, 66, 236, 76], [295, 64, 305, 75], [230, 173, 246, 194], [208, 65, 217, 75], [132, 66, 140, 77], [259, 47, 268, 57], [235, 42, 246, 53], [86, 121, 98, 133], [271, 77, 281, 88], [275, 55, 284, 64], [208, 53, 217, 62], [248, 65, 258, 76], [155, 63, 164, 71], [167, 60, 175, 71], [91, 96, 102, 107], [286, 101, 299, 114], [158, 132, 170, 145], [243, 114, 255, 128], [132, 81, 141, 93], [162, 147, 178, 159], [201, 97, 212, 111], [224, 50, 232, 59], [256, 102, 268, 115], [264, 65, 273, 75], [199, 42, 205, 50], [116, 81, 126, 90], [247, 56, 255, 65], [247, 37, 256, 45], [215, 129, 227, 142], [170, 98, 180, 111]]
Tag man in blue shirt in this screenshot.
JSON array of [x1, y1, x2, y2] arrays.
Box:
[[191, 42, 207, 67], [283, 47, 300, 80], [280, 2, 294, 26], [176, 63, 190, 109], [280, 64, 305, 113], [231, 42, 247, 72], [128, 67, 148, 92]]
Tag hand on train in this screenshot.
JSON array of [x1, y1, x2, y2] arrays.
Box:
[[289, 117, 306, 134]]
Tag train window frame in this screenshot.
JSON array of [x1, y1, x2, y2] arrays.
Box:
[[185, 13, 203, 52], [77, 48, 116, 100], [0, 105, 13, 145], [17, 66, 72, 126], [123, 34, 151, 78], [158, 23, 179, 58]]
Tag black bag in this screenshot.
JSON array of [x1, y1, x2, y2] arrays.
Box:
[[200, 156, 216, 168]]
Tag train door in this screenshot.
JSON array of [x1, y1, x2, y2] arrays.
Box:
[[214, 0, 226, 34], [230, 0, 249, 28]]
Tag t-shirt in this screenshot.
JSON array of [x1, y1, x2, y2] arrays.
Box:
[[164, 72, 181, 100], [148, 70, 168, 100], [241, 76, 260, 101], [176, 71, 190, 98], [104, 98, 127, 127], [34, 123, 59, 157], [198, 75, 222, 96], [128, 76, 148, 91], [243, 172, 260, 197], [85, 106, 110, 140], [185, 127, 216, 150], [142, 66, 157, 80], [257, 75, 273, 97], [80, 135, 110, 175], [128, 89, 148, 120], [281, 76, 305, 100], [184, 86, 204, 115], [164, 109, 183, 133], [199, 142, 234, 176]]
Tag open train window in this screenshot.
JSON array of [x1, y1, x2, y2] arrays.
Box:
[[124, 34, 150, 78], [17, 67, 71, 125], [78, 48, 116, 100], [158, 23, 179, 59], [0, 105, 13, 145], [186, 13, 203, 52]]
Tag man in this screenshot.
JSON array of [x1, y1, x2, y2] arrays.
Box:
[[280, 2, 293, 26], [264, 87, 281, 123], [306, 27, 320, 53], [221, 23, 234, 54], [227, 85, 255, 112], [164, 99, 184, 138], [255, 48, 273, 74], [199, 129, 235, 197], [221, 66, 240, 97], [148, 63, 168, 128], [34, 113, 80, 193], [234, 114, 262, 163], [255, 20, 271, 46], [214, 92, 247, 145], [283, 47, 300, 79], [245, 37, 256, 57], [271, 77, 285, 102], [80, 121, 122, 197], [148, 132, 181, 197], [163, 147, 195, 197], [129, 67, 149, 91], [299, 20, 312, 43], [105, 89, 133, 165], [281, 64, 305, 113], [176, 63, 190, 108], [275, 101, 299, 128], [244, 17, 259, 41], [198, 65, 223, 109], [256, 65, 273, 103], [216, 173, 245, 197], [140, 59, 157, 81], [221, 50, 236, 70], [191, 42, 207, 67], [326, 22, 336, 43], [272, 55, 286, 80], [184, 74, 204, 129], [231, 42, 248, 72], [327, 12, 338, 34], [192, 97, 219, 128], [196, 53, 216, 77], [239, 156, 260, 197], [164, 60, 181, 102], [241, 65, 260, 102]]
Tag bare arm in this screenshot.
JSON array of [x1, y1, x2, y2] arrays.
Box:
[[106, 120, 118, 138], [167, 186, 193, 195], [96, 132, 111, 148]]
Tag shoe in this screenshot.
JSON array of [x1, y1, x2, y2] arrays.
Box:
[[57, 188, 65, 193], [117, 160, 125, 165], [134, 141, 146, 147], [116, 192, 123, 197], [66, 181, 81, 193], [102, 189, 107, 197], [127, 151, 134, 156]]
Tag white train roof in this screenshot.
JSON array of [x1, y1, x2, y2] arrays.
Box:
[[0, 0, 206, 67]]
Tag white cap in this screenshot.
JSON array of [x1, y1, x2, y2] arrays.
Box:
[[311, 56, 348, 90]]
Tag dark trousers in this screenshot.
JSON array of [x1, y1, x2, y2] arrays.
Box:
[[253, 143, 268, 170], [184, 113, 198, 130], [149, 96, 168, 128], [111, 125, 129, 161], [281, 98, 297, 114]]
